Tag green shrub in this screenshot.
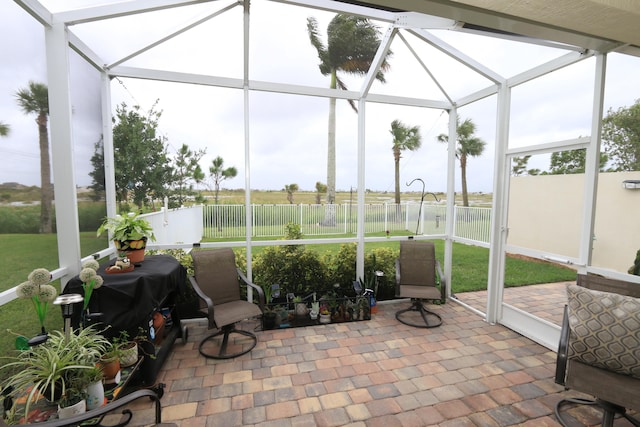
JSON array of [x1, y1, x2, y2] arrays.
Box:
[[0, 202, 104, 234], [365, 247, 397, 300], [324, 243, 357, 286], [252, 246, 328, 296], [78, 202, 106, 232], [0, 206, 41, 233]]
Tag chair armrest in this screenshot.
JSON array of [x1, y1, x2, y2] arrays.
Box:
[[435, 260, 447, 303], [189, 276, 215, 329], [555, 305, 570, 386], [237, 268, 266, 310], [1, 388, 163, 427]]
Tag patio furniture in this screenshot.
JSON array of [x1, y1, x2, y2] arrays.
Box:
[[555, 274, 640, 427], [189, 248, 265, 359], [394, 240, 446, 328], [64, 255, 187, 385]]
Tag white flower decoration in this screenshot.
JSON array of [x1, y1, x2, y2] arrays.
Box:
[[38, 284, 58, 303], [93, 275, 104, 289], [79, 268, 97, 283], [16, 281, 38, 299], [82, 259, 100, 271], [28, 268, 51, 286]]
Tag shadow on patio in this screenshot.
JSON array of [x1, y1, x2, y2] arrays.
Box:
[[115, 289, 631, 427]]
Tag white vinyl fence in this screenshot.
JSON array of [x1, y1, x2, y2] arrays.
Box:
[[203, 203, 490, 244]]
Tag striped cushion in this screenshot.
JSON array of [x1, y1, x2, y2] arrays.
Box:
[[566, 283, 640, 378]]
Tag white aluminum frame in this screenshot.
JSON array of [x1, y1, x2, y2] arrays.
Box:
[[11, 0, 637, 348]]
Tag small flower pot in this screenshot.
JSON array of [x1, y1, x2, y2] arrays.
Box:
[[295, 303, 309, 318], [85, 381, 105, 410], [319, 313, 331, 324], [262, 312, 278, 330], [99, 355, 121, 382], [58, 399, 86, 419], [119, 341, 139, 368]]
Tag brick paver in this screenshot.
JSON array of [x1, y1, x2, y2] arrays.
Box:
[[116, 284, 638, 426]]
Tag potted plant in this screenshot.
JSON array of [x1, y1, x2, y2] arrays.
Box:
[[293, 296, 308, 318], [56, 387, 87, 419], [260, 284, 279, 330], [112, 330, 139, 368], [96, 212, 156, 263], [0, 326, 110, 420], [319, 304, 331, 324], [310, 301, 320, 320], [99, 340, 123, 382], [82, 366, 105, 410]]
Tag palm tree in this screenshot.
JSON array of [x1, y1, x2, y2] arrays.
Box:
[[209, 156, 237, 204], [314, 181, 327, 204], [284, 183, 299, 204], [307, 14, 392, 214], [390, 119, 422, 206], [15, 81, 53, 233], [0, 122, 9, 137], [437, 117, 486, 207]]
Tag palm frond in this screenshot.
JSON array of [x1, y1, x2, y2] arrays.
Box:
[[306, 17, 330, 76]]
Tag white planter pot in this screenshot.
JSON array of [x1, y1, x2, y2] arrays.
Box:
[[85, 380, 105, 410], [119, 342, 139, 368], [58, 399, 86, 419], [295, 303, 309, 317]]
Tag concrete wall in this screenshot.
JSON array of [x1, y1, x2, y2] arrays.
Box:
[[508, 171, 640, 273]]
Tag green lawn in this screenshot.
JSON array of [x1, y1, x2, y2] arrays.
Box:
[[0, 233, 108, 357]]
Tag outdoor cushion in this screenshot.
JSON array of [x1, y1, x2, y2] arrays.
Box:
[[566, 283, 640, 378]]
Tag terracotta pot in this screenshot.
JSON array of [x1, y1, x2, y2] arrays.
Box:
[[99, 355, 120, 382], [125, 248, 145, 263]]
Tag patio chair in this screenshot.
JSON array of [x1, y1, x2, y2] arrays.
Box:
[[554, 274, 640, 427], [395, 240, 446, 328], [189, 248, 265, 359]]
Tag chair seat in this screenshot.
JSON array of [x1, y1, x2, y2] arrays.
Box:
[[208, 300, 262, 328], [567, 353, 640, 413], [397, 284, 442, 300]]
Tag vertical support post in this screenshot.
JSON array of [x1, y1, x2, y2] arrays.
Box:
[[486, 82, 511, 324], [45, 22, 81, 288], [444, 107, 457, 298], [101, 72, 117, 223], [580, 53, 607, 270], [356, 98, 367, 283], [242, 0, 253, 301]]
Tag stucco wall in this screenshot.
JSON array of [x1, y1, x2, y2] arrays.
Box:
[[508, 171, 640, 273]]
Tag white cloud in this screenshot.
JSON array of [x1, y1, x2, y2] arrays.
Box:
[[2, 1, 640, 194]]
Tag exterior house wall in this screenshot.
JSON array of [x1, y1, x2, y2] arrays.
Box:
[[508, 171, 640, 273]]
